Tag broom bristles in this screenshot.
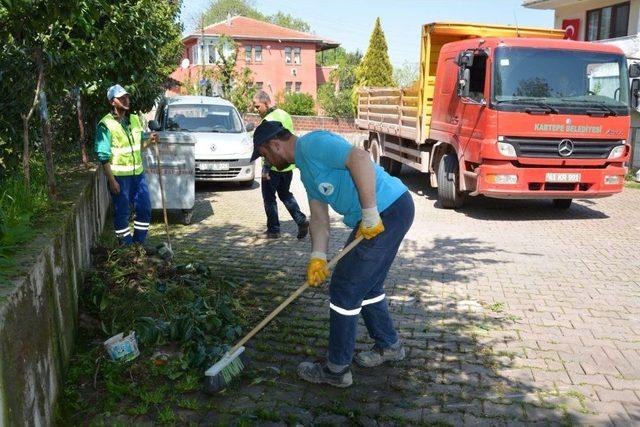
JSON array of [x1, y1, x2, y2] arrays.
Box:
[[205, 346, 246, 379]]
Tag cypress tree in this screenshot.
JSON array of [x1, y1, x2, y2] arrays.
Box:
[[356, 17, 394, 88]]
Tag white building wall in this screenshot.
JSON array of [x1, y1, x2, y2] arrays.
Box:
[[551, 0, 640, 41]]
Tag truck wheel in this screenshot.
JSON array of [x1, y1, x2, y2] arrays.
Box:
[[368, 137, 381, 165], [552, 199, 572, 209], [437, 154, 464, 209], [387, 158, 402, 176]]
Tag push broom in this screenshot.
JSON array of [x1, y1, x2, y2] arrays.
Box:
[[204, 235, 364, 393]]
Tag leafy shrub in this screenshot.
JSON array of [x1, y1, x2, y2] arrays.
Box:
[[317, 84, 355, 118], [279, 92, 315, 116]]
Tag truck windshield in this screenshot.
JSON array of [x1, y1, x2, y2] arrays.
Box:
[[493, 47, 629, 116], [166, 104, 244, 133]]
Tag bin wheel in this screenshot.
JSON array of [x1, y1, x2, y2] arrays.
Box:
[[182, 209, 194, 225]]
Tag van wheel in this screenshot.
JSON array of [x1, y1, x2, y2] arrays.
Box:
[[552, 199, 572, 209], [437, 154, 464, 209]]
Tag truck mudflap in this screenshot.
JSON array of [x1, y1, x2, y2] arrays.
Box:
[[474, 163, 626, 199]]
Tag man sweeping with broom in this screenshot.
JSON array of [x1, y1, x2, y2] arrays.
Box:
[[250, 121, 414, 387]]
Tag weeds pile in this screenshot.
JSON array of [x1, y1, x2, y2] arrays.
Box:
[[84, 244, 247, 370], [58, 244, 249, 422]]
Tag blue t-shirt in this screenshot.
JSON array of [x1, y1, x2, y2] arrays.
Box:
[[295, 130, 408, 228]]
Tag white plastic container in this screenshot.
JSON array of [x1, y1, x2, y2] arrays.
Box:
[[103, 331, 140, 362]]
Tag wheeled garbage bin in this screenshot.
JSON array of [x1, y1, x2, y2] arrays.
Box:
[[142, 132, 196, 225]]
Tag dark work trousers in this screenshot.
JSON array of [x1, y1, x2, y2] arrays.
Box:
[[328, 191, 415, 366], [111, 172, 151, 245], [261, 169, 307, 234]]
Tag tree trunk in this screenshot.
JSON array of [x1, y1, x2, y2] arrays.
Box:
[[22, 117, 30, 188], [35, 53, 56, 199], [20, 48, 45, 187], [76, 92, 88, 166]]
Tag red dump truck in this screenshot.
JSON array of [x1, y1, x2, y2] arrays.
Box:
[[357, 22, 639, 208]]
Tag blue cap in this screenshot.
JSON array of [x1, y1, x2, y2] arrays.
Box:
[[251, 120, 287, 161], [107, 84, 128, 101]]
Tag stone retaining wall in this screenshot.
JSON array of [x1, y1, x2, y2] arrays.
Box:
[[0, 169, 109, 426]]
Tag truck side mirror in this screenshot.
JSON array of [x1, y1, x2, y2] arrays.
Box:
[[148, 120, 161, 131], [630, 63, 640, 78], [245, 122, 255, 132], [455, 51, 474, 67], [631, 79, 640, 109], [458, 68, 470, 98]]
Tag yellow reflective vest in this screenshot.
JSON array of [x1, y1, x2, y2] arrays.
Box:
[[99, 113, 144, 176]]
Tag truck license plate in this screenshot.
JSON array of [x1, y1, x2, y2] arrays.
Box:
[[545, 173, 581, 183], [200, 162, 229, 171]]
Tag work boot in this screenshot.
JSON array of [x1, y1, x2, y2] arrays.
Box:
[[296, 220, 309, 239], [354, 343, 405, 368], [297, 360, 353, 388]]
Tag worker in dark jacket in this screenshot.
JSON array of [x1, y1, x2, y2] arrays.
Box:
[[251, 121, 414, 387], [252, 90, 308, 239]]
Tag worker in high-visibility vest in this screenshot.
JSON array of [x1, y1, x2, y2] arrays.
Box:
[[252, 90, 309, 240], [95, 84, 157, 245]]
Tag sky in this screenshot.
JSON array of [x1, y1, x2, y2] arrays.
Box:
[[180, 0, 555, 67]]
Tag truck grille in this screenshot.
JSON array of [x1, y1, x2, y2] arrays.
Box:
[[504, 137, 622, 159]]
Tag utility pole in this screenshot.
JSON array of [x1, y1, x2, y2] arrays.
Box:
[[200, 14, 205, 96]]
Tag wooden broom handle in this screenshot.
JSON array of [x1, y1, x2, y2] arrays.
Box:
[[153, 140, 171, 249], [230, 235, 364, 353]]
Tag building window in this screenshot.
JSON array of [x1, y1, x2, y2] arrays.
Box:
[[245, 45, 252, 63], [285, 47, 292, 64], [191, 45, 199, 65], [285, 81, 293, 92], [207, 44, 216, 64], [294, 82, 301, 92], [293, 47, 301, 65], [255, 45, 262, 62], [587, 2, 629, 41], [256, 82, 263, 90]]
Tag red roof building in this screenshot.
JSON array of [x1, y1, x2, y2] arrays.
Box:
[[169, 16, 339, 100]]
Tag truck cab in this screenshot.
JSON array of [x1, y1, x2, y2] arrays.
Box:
[[152, 96, 256, 185], [430, 37, 631, 208], [357, 23, 639, 209]]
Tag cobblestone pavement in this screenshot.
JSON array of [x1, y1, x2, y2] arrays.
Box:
[[158, 167, 640, 426]]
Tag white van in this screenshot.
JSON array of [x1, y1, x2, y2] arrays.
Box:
[[150, 96, 255, 185]]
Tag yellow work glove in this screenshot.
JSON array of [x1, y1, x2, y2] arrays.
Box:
[[356, 207, 385, 239], [306, 253, 329, 287]]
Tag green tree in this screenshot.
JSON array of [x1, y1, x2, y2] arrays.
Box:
[[229, 68, 257, 113], [267, 11, 311, 33], [394, 61, 419, 88], [279, 92, 315, 116], [317, 84, 354, 119], [0, 0, 183, 196], [202, 0, 262, 24], [355, 17, 394, 88], [202, 0, 311, 32]]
